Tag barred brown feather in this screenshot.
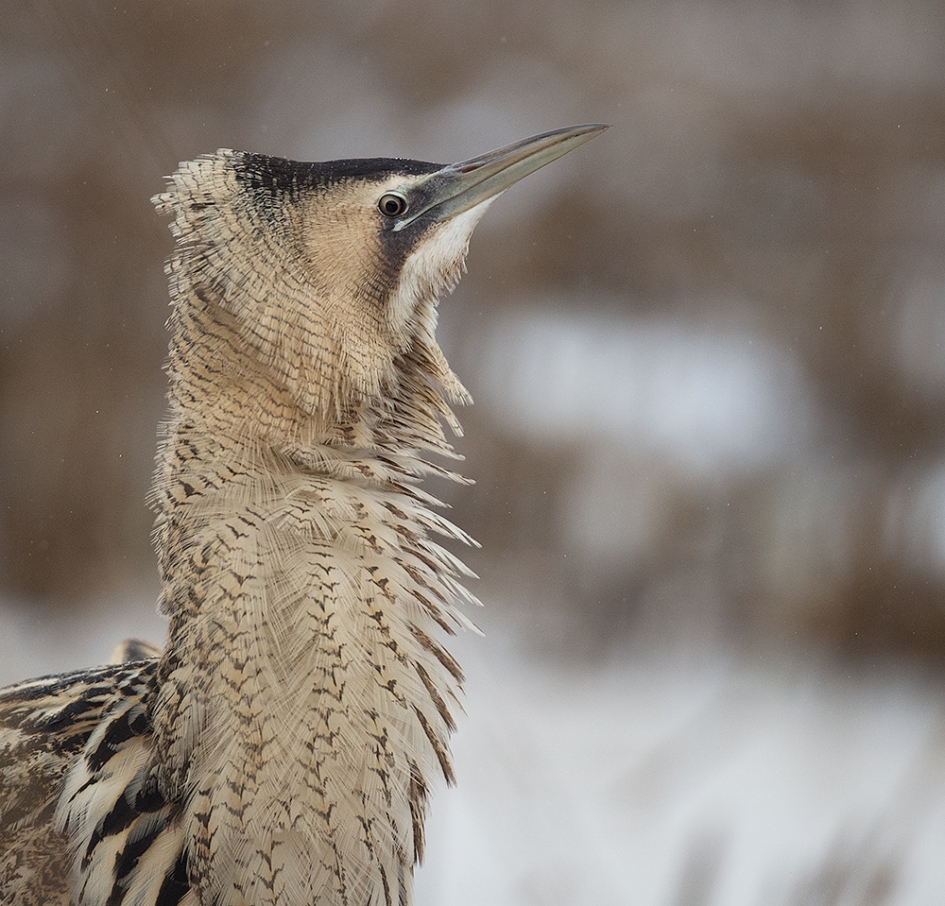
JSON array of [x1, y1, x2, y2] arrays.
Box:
[[0, 662, 156, 905]]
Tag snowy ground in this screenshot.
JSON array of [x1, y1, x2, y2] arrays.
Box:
[[2, 599, 944, 906], [415, 631, 945, 906]]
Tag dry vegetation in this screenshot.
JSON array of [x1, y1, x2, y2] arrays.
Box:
[[2, 0, 945, 672]]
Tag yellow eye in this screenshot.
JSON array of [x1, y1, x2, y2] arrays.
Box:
[[378, 192, 408, 217]]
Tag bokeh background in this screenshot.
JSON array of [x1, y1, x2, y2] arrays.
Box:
[[3, 2, 945, 903]]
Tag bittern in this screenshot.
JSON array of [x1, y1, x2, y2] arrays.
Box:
[[0, 124, 606, 906]]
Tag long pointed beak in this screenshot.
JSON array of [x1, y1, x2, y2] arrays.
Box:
[[393, 123, 608, 231]]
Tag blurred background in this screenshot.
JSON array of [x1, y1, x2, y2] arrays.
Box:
[[3, 1, 945, 902]]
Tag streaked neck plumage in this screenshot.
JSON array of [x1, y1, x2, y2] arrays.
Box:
[[147, 151, 479, 906]]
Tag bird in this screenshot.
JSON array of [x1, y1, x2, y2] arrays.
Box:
[[0, 123, 606, 906]]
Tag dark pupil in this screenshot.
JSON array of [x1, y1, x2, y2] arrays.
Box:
[[382, 195, 404, 215]]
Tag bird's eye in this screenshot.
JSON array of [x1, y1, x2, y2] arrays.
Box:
[[378, 192, 408, 217]]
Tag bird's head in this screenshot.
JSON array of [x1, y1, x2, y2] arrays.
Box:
[[155, 125, 606, 425]]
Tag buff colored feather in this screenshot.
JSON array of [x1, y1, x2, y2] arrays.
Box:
[[0, 125, 605, 906]]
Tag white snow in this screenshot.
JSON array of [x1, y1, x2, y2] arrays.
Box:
[[464, 306, 815, 477], [416, 631, 945, 906]]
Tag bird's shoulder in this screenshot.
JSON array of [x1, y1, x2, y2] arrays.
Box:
[[0, 659, 158, 761], [0, 659, 159, 906]]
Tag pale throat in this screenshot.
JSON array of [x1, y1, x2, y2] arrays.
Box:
[[386, 200, 496, 335]]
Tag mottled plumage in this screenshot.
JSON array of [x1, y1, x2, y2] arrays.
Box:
[[0, 125, 605, 905], [0, 661, 157, 905]]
